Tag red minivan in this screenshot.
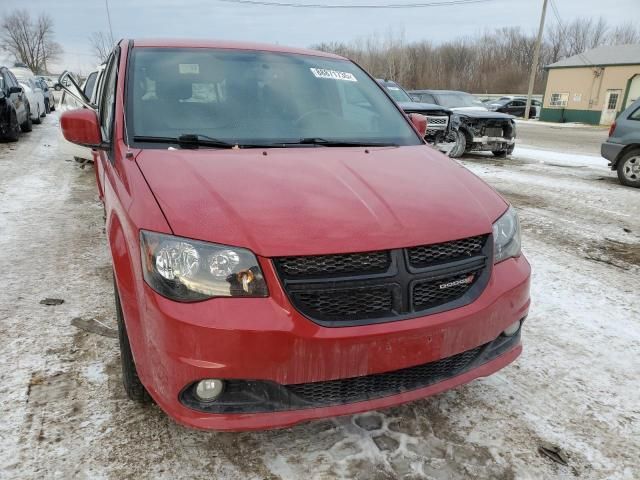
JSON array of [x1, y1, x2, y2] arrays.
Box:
[[60, 39, 530, 431]]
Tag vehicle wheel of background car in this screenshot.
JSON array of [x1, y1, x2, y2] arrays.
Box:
[[20, 105, 32, 133], [492, 145, 514, 157], [5, 110, 20, 142], [617, 149, 640, 188], [448, 129, 467, 158], [114, 277, 152, 404], [44, 98, 50, 114], [33, 104, 42, 125]]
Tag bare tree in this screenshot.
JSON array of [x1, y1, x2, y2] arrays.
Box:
[[89, 31, 114, 63], [0, 9, 62, 74], [607, 22, 640, 45]]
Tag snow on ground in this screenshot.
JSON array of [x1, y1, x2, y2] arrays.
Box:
[[0, 117, 638, 479], [515, 119, 608, 129], [513, 146, 608, 169]]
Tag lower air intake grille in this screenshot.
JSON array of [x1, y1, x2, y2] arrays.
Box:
[[286, 344, 485, 405]]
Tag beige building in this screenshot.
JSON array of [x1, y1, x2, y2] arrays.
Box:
[[541, 44, 640, 125]]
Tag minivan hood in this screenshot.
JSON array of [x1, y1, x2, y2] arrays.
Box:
[[136, 146, 507, 257]]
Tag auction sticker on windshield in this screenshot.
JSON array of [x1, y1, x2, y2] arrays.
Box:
[[310, 68, 357, 82]]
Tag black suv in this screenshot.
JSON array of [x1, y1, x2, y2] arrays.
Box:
[[0, 66, 32, 141], [377, 80, 452, 147]]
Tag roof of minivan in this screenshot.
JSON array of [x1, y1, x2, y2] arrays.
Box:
[[409, 90, 468, 94], [130, 39, 345, 60]]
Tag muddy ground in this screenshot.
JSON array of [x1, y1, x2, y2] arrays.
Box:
[[0, 116, 638, 479]]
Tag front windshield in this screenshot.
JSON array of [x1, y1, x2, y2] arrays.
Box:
[[127, 48, 421, 146], [434, 92, 485, 108], [382, 84, 412, 103]]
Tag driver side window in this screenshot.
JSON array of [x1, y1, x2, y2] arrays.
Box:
[[99, 53, 118, 143]]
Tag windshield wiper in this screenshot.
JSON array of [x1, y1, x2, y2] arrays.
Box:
[[287, 138, 398, 147], [132, 134, 236, 149]]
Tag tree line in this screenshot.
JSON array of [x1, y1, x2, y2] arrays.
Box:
[[312, 18, 640, 94]]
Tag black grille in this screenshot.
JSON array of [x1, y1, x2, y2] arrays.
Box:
[[292, 286, 394, 321], [407, 235, 485, 268], [276, 251, 390, 277], [287, 344, 485, 405], [274, 235, 491, 326], [412, 268, 483, 310]]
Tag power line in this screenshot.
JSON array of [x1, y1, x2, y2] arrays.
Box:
[[548, 0, 594, 69], [216, 0, 495, 9]]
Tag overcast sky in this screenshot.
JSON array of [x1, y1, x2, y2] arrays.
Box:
[[2, 0, 639, 73]]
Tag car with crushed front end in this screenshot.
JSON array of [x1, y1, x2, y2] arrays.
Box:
[[409, 89, 516, 158], [59, 39, 531, 431], [377, 79, 452, 147]]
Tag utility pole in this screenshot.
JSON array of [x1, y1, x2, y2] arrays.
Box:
[[105, 0, 115, 45], [525, 0, 548, 120]]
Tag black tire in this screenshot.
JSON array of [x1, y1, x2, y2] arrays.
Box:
[[49, 98, 55, 111], [616, 149, 640, 188], [448, 129, 467, 158], [492, 144, 515, 158], [4, 110, 20, 142], [20, 105, 33, 132], [33, 105, 42, 125], [44, 98, 50, 114], [114, 277, 152, 404]]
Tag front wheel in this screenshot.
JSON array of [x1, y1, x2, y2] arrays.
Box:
[[492, 144, 514, 157], [448, 130, 467, 158], [114, 277, 152, 404], [4, 110, 20, 141], [20, 105, 33, 132], [33, 104, 42, 124], [617, 149, 640, 188]]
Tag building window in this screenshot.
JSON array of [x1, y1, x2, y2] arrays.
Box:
[[607, 93, 619, 110], [549, 93, 569, 107]]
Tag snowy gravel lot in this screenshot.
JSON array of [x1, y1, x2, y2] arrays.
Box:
[[0, 116, 638, 480]]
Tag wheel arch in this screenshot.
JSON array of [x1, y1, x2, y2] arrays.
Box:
[[612, 144, 640, 170]]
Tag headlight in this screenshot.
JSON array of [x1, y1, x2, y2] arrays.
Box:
[[140, 230, 268, 301], [492, 206, 521, 263]]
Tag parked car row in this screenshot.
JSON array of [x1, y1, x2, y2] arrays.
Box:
[[0, 65, 54, 141], [378, 80, 517, 158], [483, 96, 541, 118]]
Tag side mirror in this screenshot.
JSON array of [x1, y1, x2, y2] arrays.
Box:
[[60, 109, 105, 148], [408, 113, 428, 138], [8, 86, 23, 94]]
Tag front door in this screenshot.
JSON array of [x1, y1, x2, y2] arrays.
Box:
[[600, 90, 621, 125]]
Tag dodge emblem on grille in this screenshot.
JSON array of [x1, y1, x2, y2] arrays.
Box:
[[439, 274, 475, 290]]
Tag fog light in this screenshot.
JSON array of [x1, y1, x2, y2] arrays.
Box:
[[195, 379, 225, 402], [502, 320, 521, 337]]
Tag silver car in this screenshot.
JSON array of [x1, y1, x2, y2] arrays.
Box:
[[601, 98, 640, 188]]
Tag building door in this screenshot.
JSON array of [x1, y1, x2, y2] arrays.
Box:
[[600, 90, 621, 125], [626, 75, 640, 108]]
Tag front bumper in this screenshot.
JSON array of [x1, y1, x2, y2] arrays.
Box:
[[472, 136, 516, 145], [131, 255, 530, 431], [601, 141, 624, 167]]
